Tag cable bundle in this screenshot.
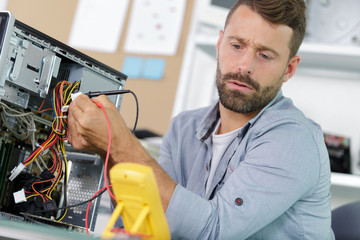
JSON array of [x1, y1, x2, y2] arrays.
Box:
[[10, 81, 80, 220], [23, 81, 79, 166], [4, 81, 140, 233]]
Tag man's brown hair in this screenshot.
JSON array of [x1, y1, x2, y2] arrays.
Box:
[[225, 0, 307, 59]]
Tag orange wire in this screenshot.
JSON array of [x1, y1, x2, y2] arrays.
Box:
[[59, 81, 70, 107], [37, 97, 53, 113], [31, 181, 47, 202], [46, 149, 62, 196]]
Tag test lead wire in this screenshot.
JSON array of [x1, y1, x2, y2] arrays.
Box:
[[85, 90, 131, 98], [85, 89, 139, 133]]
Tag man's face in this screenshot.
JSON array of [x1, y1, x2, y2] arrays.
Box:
[[216, 5, 299, 114]]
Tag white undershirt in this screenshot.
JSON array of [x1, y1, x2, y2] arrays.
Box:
[[205, 120, 241, 194]]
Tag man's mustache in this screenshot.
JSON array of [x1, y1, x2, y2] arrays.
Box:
[[222, 72, 260, 91]]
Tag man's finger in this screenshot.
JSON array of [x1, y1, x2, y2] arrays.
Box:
[[70, 94, 95, 112]]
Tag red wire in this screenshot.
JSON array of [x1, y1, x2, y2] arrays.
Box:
[[90, 101, 116, 201], [85, 101, 116, 235], [23, 129, 67, 166], [23, 132, 56, 165], [85, 185, 110, 235]]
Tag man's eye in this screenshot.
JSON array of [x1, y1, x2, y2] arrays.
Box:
[[260, 53, 270, 60], [233, 44, 241, 49]]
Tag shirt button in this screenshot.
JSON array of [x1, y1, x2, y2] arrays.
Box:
[[235, 197, 243, 206]]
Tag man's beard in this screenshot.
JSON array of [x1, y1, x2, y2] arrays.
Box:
[[216, 63, 283, 114]]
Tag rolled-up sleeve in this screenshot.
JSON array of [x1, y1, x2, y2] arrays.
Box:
[[166, 185, 219, 239]]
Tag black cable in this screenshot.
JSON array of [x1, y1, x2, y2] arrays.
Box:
[[85, 89, 131, 98], [128, 90, 139, 133], [85, 89, 139, 133]]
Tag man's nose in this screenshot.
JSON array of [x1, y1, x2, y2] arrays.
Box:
[[237, 50, 255, 76]]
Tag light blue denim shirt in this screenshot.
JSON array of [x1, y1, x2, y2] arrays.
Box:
[[158, 90, 334, 240]]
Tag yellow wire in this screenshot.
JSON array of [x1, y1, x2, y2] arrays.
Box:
[[26, 194, 38, 199], [26, 81, 80, 222], [25, 133, 56, 167], [47, 144, 63, 197], [55, 141, 69, 222]]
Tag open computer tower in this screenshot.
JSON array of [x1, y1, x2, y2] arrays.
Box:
[[0, 11, 127, 232]]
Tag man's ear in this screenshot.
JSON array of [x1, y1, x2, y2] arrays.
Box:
[[216, 30, 224, 60], [282, 56, 300, 83]]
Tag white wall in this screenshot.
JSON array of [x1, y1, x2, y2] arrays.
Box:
[[283, 70, 360, 174]]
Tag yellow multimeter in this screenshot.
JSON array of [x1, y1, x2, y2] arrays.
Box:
[[102, 163, 170, 240]]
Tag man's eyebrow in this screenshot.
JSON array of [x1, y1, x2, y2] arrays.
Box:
[[229, 36, 280, 57], [257, 44, 280, 57]]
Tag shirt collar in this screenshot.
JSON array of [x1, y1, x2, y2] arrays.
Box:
[[195, 90, 284, 141]]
